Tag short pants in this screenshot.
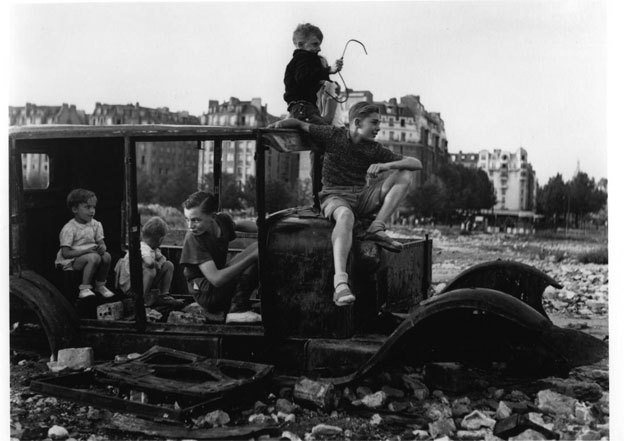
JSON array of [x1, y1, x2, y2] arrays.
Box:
[[319, 178, 385, 219]]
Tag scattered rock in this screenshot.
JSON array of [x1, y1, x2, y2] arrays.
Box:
[[281, 431, 302, 441], [508, 428, 547, 440], [276, 398, 296, 414], [248, 413, 271, 424], [388, 401, 409, 412], [428, 417, 456, 438], [293, 377, 335, 410], [47, 425, 69, 440], [277, 411, 296, 423], [461, 410, 496, 430], [311, 423, 342, 436], [457, 428, 492, 440], [361, 391, 387, 409], [452, 397, 472, 417], [536, 389, 577, 416], [356, 385, 373, 398], [495, 401, 512, 420], [412, 429, 429, 440], [370, 413, 383, 426], [194, 409, 230, 428], [539, 377, 603, 402], [576, 428, 602, 440]]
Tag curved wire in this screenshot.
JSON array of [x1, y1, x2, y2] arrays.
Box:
[[325, 39, 368, 104]]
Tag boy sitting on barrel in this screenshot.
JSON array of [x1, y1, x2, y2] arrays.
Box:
[[269, 102, 422, 306]]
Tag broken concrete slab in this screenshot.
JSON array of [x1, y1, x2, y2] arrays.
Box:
[[461, 410, 496, 430], [49, 347, 94, 371], [536, 389, 577, 416], [311, 423, 343, 436], [428, 417, 456, 438], [495, 401, 512, 420], [538, 377, 603, 402], [293, 377, 334, 410], [457, 428, 492, 440]]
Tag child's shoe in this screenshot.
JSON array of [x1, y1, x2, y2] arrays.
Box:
[[95, 282, 116, 299], [78, 285, 96, 299], [333, 282, 355, 306]]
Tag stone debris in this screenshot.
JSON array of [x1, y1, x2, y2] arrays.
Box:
[[369, 413, 383, 426], [293, 377, 335, 410], [276, 398, 296, 414], [451, 397, 472, 417], [281, 431, 303, 441], [536, 389, 577, 416], [428, 418, 456, 438], [539, 376, 603, 401], [47, 425, 69, 440], [360, 391, 387, 409], [48, 347, 94, 372], [310, 423, 343, 436], [402, 374, 430, 400], [193, 409, 230, 428], [461, 410, 496, 430], [457, 428, 492, 440], [412, 429, 429, 439], [166, 310, 206, 324], [508, 428, 547, 440], [495, 401, 512, 420], [145, 308, 163, 322]]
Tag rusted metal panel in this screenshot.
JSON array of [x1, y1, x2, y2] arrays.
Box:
[[440, 260, 563, 319], [31, 346, 274, 424], [9, 274, 79, 356], [322, 288, 607, 385]]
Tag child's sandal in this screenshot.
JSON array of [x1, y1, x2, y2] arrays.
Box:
[[333, 282, 355, 306]]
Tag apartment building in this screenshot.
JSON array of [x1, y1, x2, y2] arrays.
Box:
[[9, 103, 87, 126], [451, 148, 537, 211], [198, 97, 298, 187], [90, 102, 199, 181]]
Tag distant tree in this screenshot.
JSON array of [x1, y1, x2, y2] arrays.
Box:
[[568, 172, 607, 227], [158, 166, 198, 207], [137, 170, 158, 203], [536, 174, 567, 226], [265, 179, 298, 213], [405, 175, 448, 218], [201, 173, 245, 210]]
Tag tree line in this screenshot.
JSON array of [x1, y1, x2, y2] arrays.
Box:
[[137, 161, 606, 230]]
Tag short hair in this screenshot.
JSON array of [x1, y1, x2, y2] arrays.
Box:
[[292, 23, 323, 46], [182, 191, 219, 215], [348, 102, 381, 122], [142, 216, 168, 241], [66, 188, 97, 209]]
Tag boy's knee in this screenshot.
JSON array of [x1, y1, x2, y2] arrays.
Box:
[[393, 169, 413, 185], [84, 253, 101, 265], [333, 207, 355, 226], [100, 252, 111, 263], [161, 260, 174, 273]]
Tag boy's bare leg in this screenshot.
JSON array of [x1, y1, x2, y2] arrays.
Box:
[[143, 267, 157, 295], [157, 261, 174, 294], [94, 252, 112, 283], [331, 206, 356, 305], [374, 170, 413, 225], [72, 253, 102, 286], [331, 206, 354, 274]]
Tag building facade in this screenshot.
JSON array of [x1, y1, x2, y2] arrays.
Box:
[[451, 148, 537, 211], [90, 102, 200, 181], [198, 97, 298, 188], [9, 103, 87, 126]]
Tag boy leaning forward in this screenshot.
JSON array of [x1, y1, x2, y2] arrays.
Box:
[[269, 102, 422, 307]]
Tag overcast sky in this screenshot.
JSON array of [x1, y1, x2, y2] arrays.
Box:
[[8, 0, 608, 184]]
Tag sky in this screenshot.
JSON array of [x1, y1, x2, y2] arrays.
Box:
[[7, 0, 610, 185]]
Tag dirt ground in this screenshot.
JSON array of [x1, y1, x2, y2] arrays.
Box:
[[9, 227, 610, 440]]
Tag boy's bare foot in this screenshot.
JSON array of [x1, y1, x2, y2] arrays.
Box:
[[78, 288, 96, 299], [333, 282, 355, 306], [96, 285, 116, 298]]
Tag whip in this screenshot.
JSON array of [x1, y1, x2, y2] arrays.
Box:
[[327, 39, 368, 103]]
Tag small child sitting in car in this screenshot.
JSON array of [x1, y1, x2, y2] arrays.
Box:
[[55, 188, 116, 300], [115, 216, 183, 309]]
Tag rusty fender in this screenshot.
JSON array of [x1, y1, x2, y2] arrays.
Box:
[[10, 271, 80, 356], [440, 260, 563, 319], [325, 288, 607, 385]]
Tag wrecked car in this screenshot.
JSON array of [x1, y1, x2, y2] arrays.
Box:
[[9, 124, 607, 385]]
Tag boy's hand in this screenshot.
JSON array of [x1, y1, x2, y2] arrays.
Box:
[[329, 58, 343, 74], [96, 243, 107, 255], [367, 163, 389, 178]]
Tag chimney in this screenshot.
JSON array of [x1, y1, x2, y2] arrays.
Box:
[[251, 97, 262, 112]]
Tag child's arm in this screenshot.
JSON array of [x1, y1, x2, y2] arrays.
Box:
[[268, 118, 311, 132], [61, 245, 98, 259], [198, 243, 258, 288], [367, 157, 423, 178], [95, 239, 107, 255]]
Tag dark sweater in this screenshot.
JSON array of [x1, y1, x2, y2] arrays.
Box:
[[283, 49, 331, 104]]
